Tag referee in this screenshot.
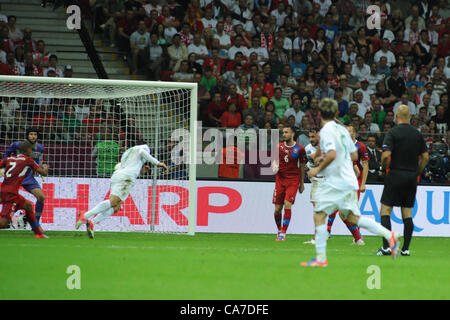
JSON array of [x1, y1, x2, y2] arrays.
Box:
[[377, 105, 429, 256]]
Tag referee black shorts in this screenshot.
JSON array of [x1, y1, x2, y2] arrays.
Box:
[[381, 169, 418, 208]]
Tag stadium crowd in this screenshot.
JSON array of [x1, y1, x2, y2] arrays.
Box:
[[0, 0, 449, 183]]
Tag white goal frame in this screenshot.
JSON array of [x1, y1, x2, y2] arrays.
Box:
[[0, 75, 198, 235]]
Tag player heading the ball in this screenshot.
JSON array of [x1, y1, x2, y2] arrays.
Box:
[[76, 140, 169, 238]]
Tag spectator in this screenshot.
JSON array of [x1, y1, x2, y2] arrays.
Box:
[[207, 92, 227, 127], [179, 22, 194, 46], [404, 19, 421, 46], [271, 87, 290, 119], [364, 111, 381, 133], [262, 63, 277, 85], [31, 103, 57, 142], [218, 134, 244, 179], [23, 51, 41, 76], [386, 64, 407, 99], [314, 77, 334, 100], [63, 65, 73, 78], [117, 10, 138, 53], [374, 38, 397, 67], [377, 56, 391, 78], [351, 54, 371, 81], [203, 47, 225, 77], [6, 15, 22, 42], [82, 104, 104, 138], [305, 97, 321, 129], [394, 92, 417, 116], [0, 51, 24, 75], [97, 0, 124, 47], [33, 40, 49, 68], [174, 59, 194, 82], [147, 33, 165, 80], [431, 69, 448, 97], [334, 87, 349, 118], [223, 63, 244, 87], [371, 98, 387, 128], [44, 54, 63, 77], [239, 113, 258, 129], [252, 71, 274, 99], [167, 34, 188, 71], [129, 20, 150, 74], [225, 83, 247, 113], [220, 102, 242, 128], [157, 5, 180, 40], [431, 105, 449, 134], [366, 134, 383, 182], [283, 97, 305, 128], [188, 32, 209, 65], [60, 105, 81, 141], [237, 74, 252, 101], [187, 52, 203, 74], [297, 116, 311, 147], [338, 74, 353, 102]]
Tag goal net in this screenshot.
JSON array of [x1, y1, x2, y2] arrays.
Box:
[[0, 76, 197, 235]]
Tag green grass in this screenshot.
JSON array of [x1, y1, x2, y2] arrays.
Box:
[[1, 231, 449, 300]]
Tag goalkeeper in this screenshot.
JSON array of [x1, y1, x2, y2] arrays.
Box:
[[76, 140, 169, 238], [1, 128, 47, 224]]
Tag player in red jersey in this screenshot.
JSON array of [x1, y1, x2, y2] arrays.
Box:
[[272, 125, 306, 241], [0, 140, 49, 238], [327, 125, 369, 245]]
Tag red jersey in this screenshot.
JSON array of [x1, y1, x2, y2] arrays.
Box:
[[277, 142, 306, 180], [0, 155, 40, 194], [354, 140, 369, 181]]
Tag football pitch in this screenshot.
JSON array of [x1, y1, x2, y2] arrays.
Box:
[[1, 231, 449, 300]]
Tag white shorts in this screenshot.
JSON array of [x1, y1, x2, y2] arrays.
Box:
[[110, 172, 136, 202], [309, 178, 323, 203], [313, 184, 360, 218]]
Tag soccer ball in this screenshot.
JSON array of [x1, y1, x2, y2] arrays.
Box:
[[11, 211, 25, 229]]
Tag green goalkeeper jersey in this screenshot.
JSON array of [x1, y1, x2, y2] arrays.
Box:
[[95, 140, 120, 175]]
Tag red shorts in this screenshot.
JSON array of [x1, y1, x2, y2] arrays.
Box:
[[272, 178, 300, 205], [0, 192, 27, 220]]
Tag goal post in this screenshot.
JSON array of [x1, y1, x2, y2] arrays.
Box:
[[0, 75, 197, 235]]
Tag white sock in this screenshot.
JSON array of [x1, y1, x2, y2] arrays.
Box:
[[358, 216, 391, 241], [315, 224, 327, 262], [84, 200, 112, 219], [92, 208, 115, 224]]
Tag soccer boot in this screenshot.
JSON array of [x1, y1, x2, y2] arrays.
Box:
[[303, 238, 316, 244], [376, 247, 392, 256], [388, 232, 401, 259], [400, 250, 410, 256], [75, 211, 87, 230], [300, 258, 328, 267], [86, 220, 95, 239]]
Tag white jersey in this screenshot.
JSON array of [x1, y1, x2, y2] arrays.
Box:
[[305, 143, 318, 170], [319, 121, 358, 191], [115, 144, 159, 179]]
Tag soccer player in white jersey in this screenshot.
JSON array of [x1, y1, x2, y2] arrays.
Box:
[[301, 98, 401, 267], [76, 141, 168, 238]]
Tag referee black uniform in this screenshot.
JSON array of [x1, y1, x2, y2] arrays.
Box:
[[379, 123, 428, 254]]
